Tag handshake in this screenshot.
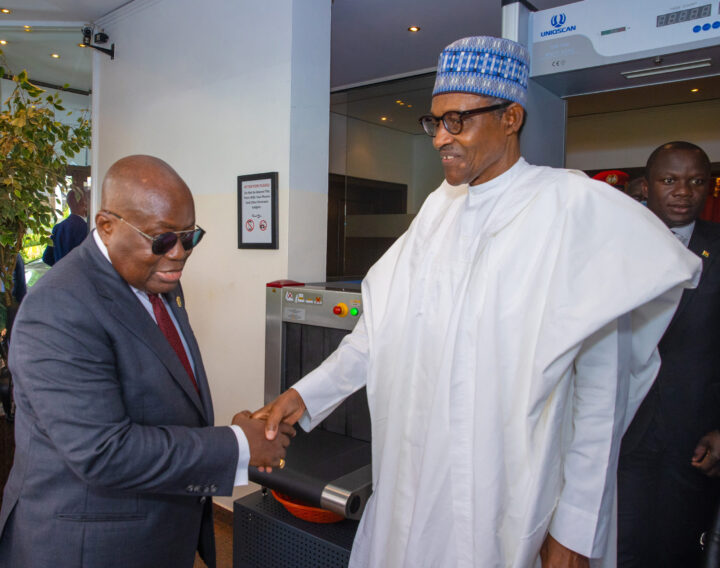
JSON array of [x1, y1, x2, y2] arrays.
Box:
[[231, 388, 307, 472]]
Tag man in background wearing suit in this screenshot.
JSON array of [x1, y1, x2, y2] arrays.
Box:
[[0, 155, 294, 568], [618, 141, 720, 567], [42, 187, 90, 266]]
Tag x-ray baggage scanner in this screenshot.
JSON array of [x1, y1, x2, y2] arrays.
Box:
[[502, 0, 720, 168]]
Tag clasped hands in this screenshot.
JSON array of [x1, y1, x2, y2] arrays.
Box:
[[231, 388, 307, 472]]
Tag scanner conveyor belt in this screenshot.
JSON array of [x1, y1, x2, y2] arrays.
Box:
[[249, 428, 372, 519]]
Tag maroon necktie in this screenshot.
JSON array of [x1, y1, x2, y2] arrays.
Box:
[[148, 293, 199, 394]]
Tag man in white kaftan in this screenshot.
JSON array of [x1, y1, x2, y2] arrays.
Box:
[[254, 37, 701, 568]]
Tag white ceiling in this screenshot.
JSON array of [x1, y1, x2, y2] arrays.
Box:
[[0, 0, 128, 23], [3, 0, 715, 136], [0, 0, 573, 93]]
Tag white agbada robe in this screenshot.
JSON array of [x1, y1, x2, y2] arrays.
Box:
[[294, 158, 701, 568]]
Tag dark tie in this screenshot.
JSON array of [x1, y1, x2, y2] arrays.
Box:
[[148, 293, 199, 393]]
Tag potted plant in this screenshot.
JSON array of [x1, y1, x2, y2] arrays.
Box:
[[0, 53, 91, 416]]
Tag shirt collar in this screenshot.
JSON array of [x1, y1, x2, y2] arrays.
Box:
[[468, 157, 527, 193], [670, 221, 695, 247], [92, 229, 149, 298]]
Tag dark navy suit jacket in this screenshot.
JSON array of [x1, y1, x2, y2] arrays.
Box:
[[42, 214, 88, 266], [623, 219, 720, 455], [0, 236, 239, 568]]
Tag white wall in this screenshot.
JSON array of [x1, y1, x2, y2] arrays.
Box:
[[330, 112, 444, 214], [566, 99, 720, 170], [93, 0, 331, 507]]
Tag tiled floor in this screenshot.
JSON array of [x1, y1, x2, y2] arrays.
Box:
[[194, 508, 233, 568]]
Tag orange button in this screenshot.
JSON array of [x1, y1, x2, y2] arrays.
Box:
[[333, 303, 348, 317]]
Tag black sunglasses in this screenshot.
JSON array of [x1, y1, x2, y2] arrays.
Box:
[[103, 210, 206, 255], [418, 102, 511, 137]]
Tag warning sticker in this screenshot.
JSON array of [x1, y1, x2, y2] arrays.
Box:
[[284, 307, 306, 321]]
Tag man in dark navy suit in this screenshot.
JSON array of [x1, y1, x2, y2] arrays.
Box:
[[42, 187, 89, 266], [0, 155, 294, 568], [618, 141, 720, 567]]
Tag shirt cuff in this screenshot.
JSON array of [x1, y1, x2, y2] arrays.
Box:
[[293, 370, 344, 431], [229, 425, 250, 486], [549, 498, 600, 558]]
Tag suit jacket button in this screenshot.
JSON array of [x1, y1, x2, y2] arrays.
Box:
[[199, 496, 207, 504]]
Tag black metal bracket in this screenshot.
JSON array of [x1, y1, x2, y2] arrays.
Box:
[[88, 43, 115, 60]]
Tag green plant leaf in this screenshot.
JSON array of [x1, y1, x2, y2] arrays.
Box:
[[0, 62, 91, 307]]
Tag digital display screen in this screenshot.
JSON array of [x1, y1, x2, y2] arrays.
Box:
[[657, 4, 712, 27]]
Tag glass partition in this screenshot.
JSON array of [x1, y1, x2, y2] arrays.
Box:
[[328, 73, 444, 279]]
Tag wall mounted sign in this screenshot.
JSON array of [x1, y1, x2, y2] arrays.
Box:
[[237, 172, 278, 249]]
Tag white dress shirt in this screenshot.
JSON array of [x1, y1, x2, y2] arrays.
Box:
[[671, 221, 695, 248]]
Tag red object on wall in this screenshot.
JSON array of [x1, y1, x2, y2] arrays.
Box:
[[700, 177, 720, 223]]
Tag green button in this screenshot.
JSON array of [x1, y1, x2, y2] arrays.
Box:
[[350, 307, 359, 316]]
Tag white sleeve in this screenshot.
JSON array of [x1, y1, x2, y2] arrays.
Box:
[[294, 315, 370, 431], [229, 425, 250, 486], [549, 315, 629, 559]]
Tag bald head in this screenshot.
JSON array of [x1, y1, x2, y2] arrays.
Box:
[[101, 155, 193, 215], [645, 141, 710, 179], [96, 155, 198, 294], [643, 141, 711, 228]]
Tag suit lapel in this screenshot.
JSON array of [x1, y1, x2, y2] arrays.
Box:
[[668, 221, 718, 328], [166, 287, 214, 423], [82, 238, 207, 421]]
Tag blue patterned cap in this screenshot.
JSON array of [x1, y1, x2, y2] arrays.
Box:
[[433, 36, 529, 107]]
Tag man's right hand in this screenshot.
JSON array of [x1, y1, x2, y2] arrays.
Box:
[[251, 388, 307, 441], [691, 430, 720, 477], [231, 410, 295, 469]]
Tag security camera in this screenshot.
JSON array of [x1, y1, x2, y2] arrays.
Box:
[[79, 25, 115, 60], [81, 26, 92, 46]]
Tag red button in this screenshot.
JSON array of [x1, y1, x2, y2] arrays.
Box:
[[333, 303, 349, 317]]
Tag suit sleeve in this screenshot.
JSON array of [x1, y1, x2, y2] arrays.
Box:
[[42, 245, 56, 266], [10, 285, 239, 497]]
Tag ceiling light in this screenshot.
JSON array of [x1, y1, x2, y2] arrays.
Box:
[[78, 43, 87, 48], [23, 25, 31, 32], [1, 8, 11, 14], [408, 26, 420, 32], [407, 104, 413, 108], [0, 40, 6, 45], [691, 88, 700, 92], [51, 53, 60, 59], [380, 116, 388, 121]]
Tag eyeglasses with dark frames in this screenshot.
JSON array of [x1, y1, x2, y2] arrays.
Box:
[[102, 210, 206, 255], [418, 102, 511, 137]]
